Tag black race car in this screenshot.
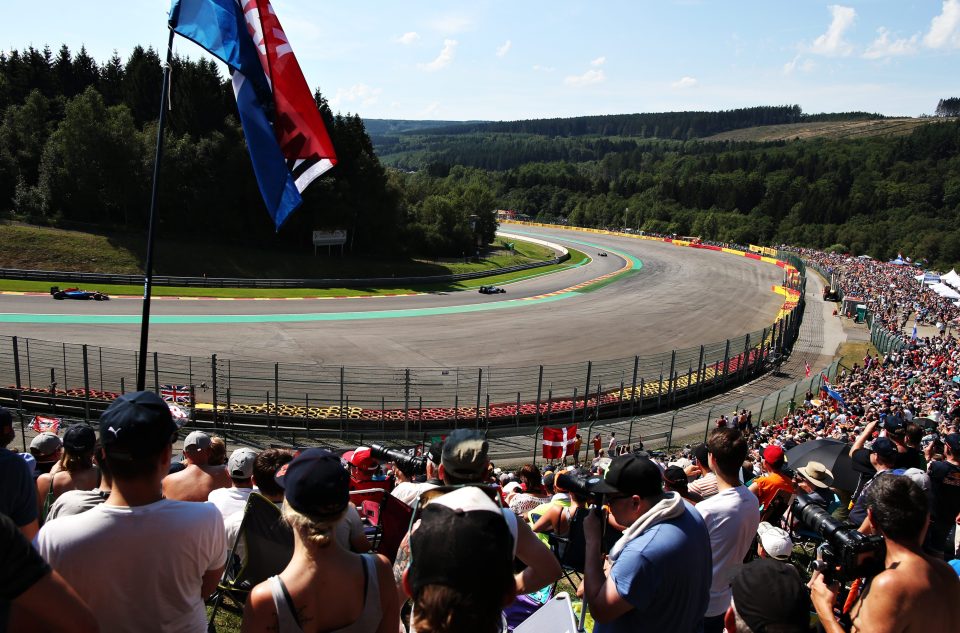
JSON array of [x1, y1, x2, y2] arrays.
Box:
[[478, 285, 506, 294], [50, 286, 110, 301], [598, 251, 608, 257]]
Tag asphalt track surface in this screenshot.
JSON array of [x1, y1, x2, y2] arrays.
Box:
[[0, 227, 785, 368]]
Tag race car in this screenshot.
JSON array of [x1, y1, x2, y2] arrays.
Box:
[[478, 285, 506, 294], [598, 251, 608, 257], [50, 286, 110, 301]]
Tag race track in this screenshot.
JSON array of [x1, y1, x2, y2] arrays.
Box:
[[0, 227, 785, 370]]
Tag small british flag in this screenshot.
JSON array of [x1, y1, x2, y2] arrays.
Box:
[[160, 384, 191, 404]]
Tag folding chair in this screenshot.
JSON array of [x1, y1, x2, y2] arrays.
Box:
[[207, 492, 294, 627], [371, 493, 413, 562], [351, 488, 389, 551]]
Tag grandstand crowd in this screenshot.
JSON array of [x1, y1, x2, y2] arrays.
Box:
[[4, 248, 960, 632]]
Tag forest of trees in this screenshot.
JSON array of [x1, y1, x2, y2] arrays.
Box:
[[937, 98, 960, 117], [2, 44, 960, 269]]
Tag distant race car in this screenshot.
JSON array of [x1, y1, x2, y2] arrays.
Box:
[[478, 285, 506, 294], [598, 251, 608, 257], [50, 286, 110, 301]]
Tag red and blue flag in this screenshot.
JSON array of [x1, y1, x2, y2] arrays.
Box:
[[168, 0, 337, 229]]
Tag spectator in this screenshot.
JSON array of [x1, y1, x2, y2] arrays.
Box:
[[573, 433, 583, 465], [45, 445, 113, 521], [506, 464, 551, 517], [662, 465, 703, 505], [162, 431, 230, 502], [689, 443, 719, 499], [0, 407, 38, 541], [756, 521, 794, 561], [36, 424, 99, 523], [726, 559, 810, 633], [794, 460, 835, 508], [242, 448, 398, 632], [37, 391, 225, 632], [927, 433, 960, 557], [695, 428, 761, 633], [810, 476, 960, 633], [391, 441, 442, 507], [608, 432, 618, 456], [208, 447, 259, 519], [28, 432, 63, 478], [583, 454, 712, 632], [208, 435, 227, 466], [1, 512, 98, 633], [849, 437, 900, 527], [404, 486, 516, 633], [749, 445, 795, 516], [593, 433, 602, 459]]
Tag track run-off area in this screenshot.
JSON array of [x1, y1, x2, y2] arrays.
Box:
[[0, 225, 788, 371]]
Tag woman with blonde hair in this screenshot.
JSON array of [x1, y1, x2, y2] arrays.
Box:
[[36, 424, 99, 522], [242, 449, 398, 633]]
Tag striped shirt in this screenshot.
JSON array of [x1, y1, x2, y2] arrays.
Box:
[[688, 472, 719, 499]]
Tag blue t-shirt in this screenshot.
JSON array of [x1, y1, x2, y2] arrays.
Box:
[[0, 449, 38, 527], [595, 505, 712, 633]]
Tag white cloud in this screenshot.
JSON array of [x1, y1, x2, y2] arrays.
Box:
[[330, 83, 382, 108], [396, 32, 420, 45], [924, 0, 960, 48], [421, 102, 441, 117], [863, 28, 919, 59], [670, 76, 698, 89], [496, 40, 512, 57], [810, 5, 856, 56], [564, 69, 606, 87], [783, 55, 816, 74], [590, 56, 606, 67], [430, 15, 473, 34], [419, 39, 458, 71], [532, 64, 556, 72]]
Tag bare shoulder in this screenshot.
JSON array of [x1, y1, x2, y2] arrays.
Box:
[[242, 581, 280, 632]]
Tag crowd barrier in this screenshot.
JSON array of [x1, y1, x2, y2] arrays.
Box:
[[0, 228, 806, 438]]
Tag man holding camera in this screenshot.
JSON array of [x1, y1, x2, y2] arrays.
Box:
[[810, 476, 960, 633], [583, 453, 711, 632]]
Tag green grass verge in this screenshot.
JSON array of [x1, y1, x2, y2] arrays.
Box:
[[0, 248, 589, 297]]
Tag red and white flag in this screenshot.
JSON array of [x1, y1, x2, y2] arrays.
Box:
[[804, 362, 811, 378], [542, 424, 578, 459], [31, 415, 61, 434]]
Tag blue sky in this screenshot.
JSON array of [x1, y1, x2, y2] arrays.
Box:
[[3, 1, 959, 121]]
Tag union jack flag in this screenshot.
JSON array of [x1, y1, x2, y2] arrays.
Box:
[[160, 384, 192, 404]]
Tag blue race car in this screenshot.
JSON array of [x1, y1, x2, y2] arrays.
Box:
[[478, 285, 506, 294], [50, 286, 110, 301]]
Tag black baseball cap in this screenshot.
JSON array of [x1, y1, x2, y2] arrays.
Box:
[[732, 559, 810, 632], [0, 407, 11, 427], [63, 424, 96, 453], [943, 433, 960, 453], [663, 465, 689, 489], [587, 454, 663, 498], [99, 391, 178, 461], [427, 440, 443, 465], [276, 448, 350, 518]]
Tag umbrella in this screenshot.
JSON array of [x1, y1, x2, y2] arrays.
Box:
[[784, 438, 859, 493], [913, 417, 938, 431]]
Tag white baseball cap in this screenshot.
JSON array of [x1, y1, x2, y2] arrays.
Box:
[[757, 521, 793, 560]]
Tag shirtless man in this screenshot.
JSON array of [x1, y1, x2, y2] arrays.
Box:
[[162, 431, 230, 501], [809, 475, 960, 633]]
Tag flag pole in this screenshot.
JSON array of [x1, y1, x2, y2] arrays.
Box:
[[137, 27, 176, 391]]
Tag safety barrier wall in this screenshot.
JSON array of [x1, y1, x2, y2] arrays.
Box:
[[0, 230, 806, 438]]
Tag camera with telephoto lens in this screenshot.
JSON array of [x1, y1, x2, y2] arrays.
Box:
[[369, 444, 427, 476], [792, 493, 885, 582], [556, 472, 605, 507]]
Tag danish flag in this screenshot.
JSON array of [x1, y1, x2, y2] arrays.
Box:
[[542, 424, 578, 460]]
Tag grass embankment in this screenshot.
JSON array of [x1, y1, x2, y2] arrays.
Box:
[[704, 118, 950, 143], [0, 223, 586, 297], [835, 340, 880, 369]]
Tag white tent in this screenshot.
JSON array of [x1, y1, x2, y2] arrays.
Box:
[[931, 282, 960, 300], [942, 269, 960, 290]]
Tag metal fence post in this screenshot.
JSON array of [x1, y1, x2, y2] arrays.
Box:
[[535, 365, 544, 425], [404, 368, 411, 440], [628, 415, 635, 447], [667, 350, 676, 406], [594, 383, 601, 421], [82, 345, 90, 422], [696, 345, 705, 400], [657, 373, 664, 410], [515, 392, 521, 427], [740, 334, 751, 381], [630, 355, 639, 416], [532, 425, 542, 466], [704, 406, 714, 442], [669, 410, 678, 448], [25, 338, 32, 390], [571, 388, 578, 425], [153, 351, 160, 393], [546, 390, 553, 422], [638, 378, 645, 413], [583, 361, 593, 424], [12, 337, 21, 390], [721, 340, 731, 385], [339, 366, 345, 437], [618, 380, 625, 418], [211, 354, 218, 427], [475, 368, 483, 429], [773, 390, 782, 420]]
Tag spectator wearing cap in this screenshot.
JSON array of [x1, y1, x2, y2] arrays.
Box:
[[848, 436, 900, 527], [391, 441, 443, 507], [1, 512, 98, 633], [242, 449, 399, 633], [403, 486, 516, 633], [37, 391, 226, 633], [207, 447, 259, 519], [756, 521, 794, 561], [725, 559, 810, 633], [688, 443, 719, 500], [583, 453, 712, 632], [695, 429, 761, 633], [394, 429, 561, 605], [748, 445, 796, 512], [810, 476, 960, 633], [882, 416, 925, 470], [0, 407, 39, 541], [162, 430, 230, 502], [36, 424, 99, 523], [927, 433, 960, 558], [662, 465, 703, 505], [794, 461, 836, 508], [28, 431, 63, 477]]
